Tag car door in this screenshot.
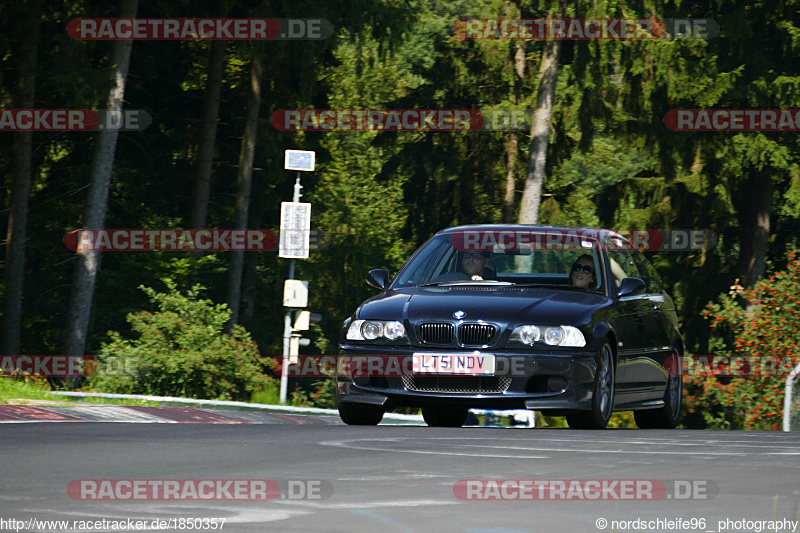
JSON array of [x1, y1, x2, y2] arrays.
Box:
[[613, 247, 670, 401], [605, 238, 653, 398], [631, 250, 674, 394]]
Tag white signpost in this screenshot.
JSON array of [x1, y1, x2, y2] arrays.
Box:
[[280, 150, 315, 404], [279, 202, 311, 259], [284, 149, 315, 171], [283, 279, 309, 308]]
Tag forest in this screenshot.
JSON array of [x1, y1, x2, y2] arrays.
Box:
[[1, 0, 799, 428]]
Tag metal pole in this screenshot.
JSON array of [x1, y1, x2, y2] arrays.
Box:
[[280, 173, 304, 405], [279, 311, 292, 404], [293, 172, 302, 202], [783, 361, 800, 432]]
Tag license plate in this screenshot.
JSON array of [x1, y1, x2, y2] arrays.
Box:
[[411, 353, 495, 375]]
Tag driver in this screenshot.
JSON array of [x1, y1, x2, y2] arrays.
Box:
[[462, 251, 491, 280]]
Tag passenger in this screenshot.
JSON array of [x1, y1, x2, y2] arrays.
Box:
[[569, 254, 596, 289]]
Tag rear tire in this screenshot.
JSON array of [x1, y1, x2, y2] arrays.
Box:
[[634, 348, 682, 429], [422, 406, 468, 427], [566, 340, 615, 429], [338, 402, 384, 426]]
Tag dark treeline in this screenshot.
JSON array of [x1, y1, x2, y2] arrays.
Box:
[[1, 0, 799, 369]]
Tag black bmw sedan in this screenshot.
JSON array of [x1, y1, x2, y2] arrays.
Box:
[[337, 225, 684, 430]]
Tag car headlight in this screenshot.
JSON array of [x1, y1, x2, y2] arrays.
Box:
[[544, 326, 565, 345], [362, 321, 382, 340], [509, 325, 586, 348], [517, 325, 540, 344], [383, 321, 406, 340], [346, 319, 408, 342]]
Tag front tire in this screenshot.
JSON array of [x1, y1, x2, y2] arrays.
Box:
[[338, 401, 384, 426], [634, 348, 682, 429], [567, 340, 615, 429], [422, 406, 468, 427]]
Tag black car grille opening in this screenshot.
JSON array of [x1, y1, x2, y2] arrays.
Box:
[[402, 375, 511, 394], [458, 324, 496, 346], [418, 323, 454, 344]]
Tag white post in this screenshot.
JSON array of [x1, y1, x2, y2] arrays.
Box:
[[782, 361, 800, 432], [279, 152, 314, 404], [279, 311, 293, 405]]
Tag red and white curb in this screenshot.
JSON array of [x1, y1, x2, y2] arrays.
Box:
[[0, 391, 424, 424], [0, 405, 269, 424]]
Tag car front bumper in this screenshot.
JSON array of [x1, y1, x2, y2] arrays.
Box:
[[336, 344, 600, 412]]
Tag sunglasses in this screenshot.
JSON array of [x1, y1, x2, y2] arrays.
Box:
[[463, 253, 487, 260], [572, 264, 594, 275]]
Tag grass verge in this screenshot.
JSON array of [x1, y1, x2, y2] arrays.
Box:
[[0, 378, 161, 406]]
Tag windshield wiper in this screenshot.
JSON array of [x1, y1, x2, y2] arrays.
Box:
[[513, 283, 601, 292], [417, 280, 514, 287]]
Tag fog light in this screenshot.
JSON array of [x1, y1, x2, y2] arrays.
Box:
[[547, 376, 568, 392]]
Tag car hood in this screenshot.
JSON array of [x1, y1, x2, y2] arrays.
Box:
[[357, 286, 609, 326]]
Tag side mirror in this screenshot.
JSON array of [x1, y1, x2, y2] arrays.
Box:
[[366, 269, 390, 290], [617, 277, 646, 298]]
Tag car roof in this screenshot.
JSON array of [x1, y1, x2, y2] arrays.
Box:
[[436, 224, 628, 242]]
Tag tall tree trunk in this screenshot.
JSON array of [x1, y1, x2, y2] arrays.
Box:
[[62, 0, 138, 357], [1, 0, 40, 356], [503, 42, 525, 223], [737, 170, 773, 287], [189, 39, 226, 229], [239, 193, 264, 326], [503, 134, 519, 223], [518, 38, 561, 224], [226, 53, 263, 328], [240, 240, 260, 326]]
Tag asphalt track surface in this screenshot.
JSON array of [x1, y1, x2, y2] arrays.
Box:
[[1, 410, 799, 533]]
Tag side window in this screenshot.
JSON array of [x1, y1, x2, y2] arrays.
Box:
[[632, 250, 663, 293], [605, 237, 641, 290]]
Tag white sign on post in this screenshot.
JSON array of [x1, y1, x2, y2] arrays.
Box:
[[279, 202, 311, 258], [284, 149, 315, 171], [283, 279, 309, 307]]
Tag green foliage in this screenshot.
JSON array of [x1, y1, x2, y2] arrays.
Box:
[[88, 280, 270, 401], [0, 378, 56, 403], [250, 380, 322, 407], [5, 0, 800, 423], [309, 378, 337, 409], [540, 136, 654, 227], [682, 250, 800, 430]]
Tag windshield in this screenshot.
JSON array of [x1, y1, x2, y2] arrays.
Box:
[[392, 231, 605, 292]]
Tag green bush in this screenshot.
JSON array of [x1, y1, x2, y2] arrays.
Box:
[[682, 250, 800, 430], [88, 280, 270, 401]]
